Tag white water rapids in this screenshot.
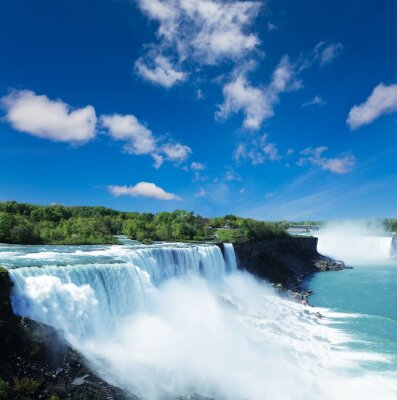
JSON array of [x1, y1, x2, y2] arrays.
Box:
[[4, 242, 397, 399]]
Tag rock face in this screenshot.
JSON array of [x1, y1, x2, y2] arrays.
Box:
[[231, 236, 344, 291]]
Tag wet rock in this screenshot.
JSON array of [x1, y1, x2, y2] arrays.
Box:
[[233, 237, 346, 299]]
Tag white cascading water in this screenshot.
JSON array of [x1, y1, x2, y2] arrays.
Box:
[[223, 242, 238, 271], [6, 243, 397, 399], [9, 245, 229, 339], [315, 222, 396, 264]]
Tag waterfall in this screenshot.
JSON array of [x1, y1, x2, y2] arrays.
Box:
[[9, 262, 152, 339], [8, 244, 229, 340], [392, 238, 397, 257], [4, 242, 397, 400], [223, 243, 238, 271], [317, 234, 394, 264]]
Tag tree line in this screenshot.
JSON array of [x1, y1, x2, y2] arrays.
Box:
[[0, 201, 289, 245], [382, 218, 397, 232]]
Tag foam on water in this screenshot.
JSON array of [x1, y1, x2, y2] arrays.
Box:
[[5, 243, 397, 399]]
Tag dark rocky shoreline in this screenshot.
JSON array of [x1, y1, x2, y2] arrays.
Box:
[[222, 236, 344, 303], [0, 237, 344, 399]]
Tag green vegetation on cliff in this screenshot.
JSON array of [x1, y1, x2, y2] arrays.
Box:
[[383, 218, 397, 232], [0, 201, 288, 245]]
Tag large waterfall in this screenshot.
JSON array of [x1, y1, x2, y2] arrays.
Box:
[[9, 244, 232, 340], [2, 242, 396, 399], [315, 224, 397, 264]]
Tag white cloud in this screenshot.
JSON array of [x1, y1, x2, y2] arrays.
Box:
[[161, 142, 192, 162], [316, 42, 344, 65], [1, 90, 96, 143], [234, 134, 280, 164], [216, 73, 271, 130], [217, 56, 301, 130], [298, 147, 356, 174], [269, 56, 301, 93], [137, 0, 260, 64], [135, 55, 186, 88], [2, 91, 194, 171], [216, 41, 339, 131], [298, 42, 344, 72], [234, 143, 248, 162], [101, 113, 192, 167], [263, 142, 280, 161], [108, 182, 180, 200], [347, 83, 397, 130], [302, 95, 325, 107], [101, 114, 156, 155], [191, 161, 205, 171], [135, 0, 261, 86], [152, 154, 164, 169]]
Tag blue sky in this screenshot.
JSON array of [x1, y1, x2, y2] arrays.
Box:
[[1, 0, 397, 220]]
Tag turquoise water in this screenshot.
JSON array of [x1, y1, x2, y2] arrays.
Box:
[[308, 250, 397, 372]]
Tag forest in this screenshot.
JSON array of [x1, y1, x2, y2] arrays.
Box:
[[0, 201, 289, 245]]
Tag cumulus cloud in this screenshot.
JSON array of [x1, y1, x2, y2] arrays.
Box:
[[297, 147, 356, 174], [1, 90, 96, 143], [101, 114, 156, 155], [135, 55, 186, 88], [217, 56, 301, 130], [101, 113, 191, 167], [216, 73, 271, 130], [108, 182, 180, 200], [135, 0, 261, 86], [234, 134, 280, 164], [347, 83, 397, 130], [1, 90, 194, 170], [161, 142, 192, 162], [215, 42, 339, 130]]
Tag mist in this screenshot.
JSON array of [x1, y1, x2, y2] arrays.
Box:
[[11, 270, 397, 399], [316, 220, 396, 264]]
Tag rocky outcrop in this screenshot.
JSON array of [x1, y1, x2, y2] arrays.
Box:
[[230, 236, 344, 292]]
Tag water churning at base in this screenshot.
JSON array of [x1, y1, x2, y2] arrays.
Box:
[[5, 242, 397, 400]]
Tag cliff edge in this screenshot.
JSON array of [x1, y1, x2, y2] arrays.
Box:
[[230, 236, 344, 292]]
